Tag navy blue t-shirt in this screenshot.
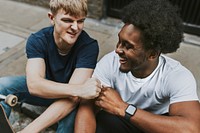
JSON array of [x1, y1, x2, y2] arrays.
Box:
[[26, 26, 99, 83]]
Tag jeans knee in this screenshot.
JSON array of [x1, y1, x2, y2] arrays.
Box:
[[0, 76, 27, 95], [0, 77, 12, 89]]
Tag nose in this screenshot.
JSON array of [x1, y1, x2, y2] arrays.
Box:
[[115, 43, 124, 54], [71, 21, 78, 31]]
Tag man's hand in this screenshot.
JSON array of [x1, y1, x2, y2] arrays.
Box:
[[95, 87, 128, 117], [76, 78, 102, 99]]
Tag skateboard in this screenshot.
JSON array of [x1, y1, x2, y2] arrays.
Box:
[[0, 104, 15, 133], [0, 94, 18, 133]]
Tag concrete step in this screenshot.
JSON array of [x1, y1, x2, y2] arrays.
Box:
[[10, 103, 56, 132]]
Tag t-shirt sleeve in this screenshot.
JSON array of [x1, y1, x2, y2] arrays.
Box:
[[76, 40, 99, 69], [26, 34, 46, 59], [165, 67, 199, 104], [92, 52, 115, 87]]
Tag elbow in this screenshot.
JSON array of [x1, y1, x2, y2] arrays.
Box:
[[27, 80, 39, 96], [27, 84, 34, 95], [69, 96, 80, 107]]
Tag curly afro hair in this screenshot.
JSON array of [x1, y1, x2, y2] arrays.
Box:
[[122, 0, 183, 54]]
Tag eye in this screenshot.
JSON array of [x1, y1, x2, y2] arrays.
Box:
[[122, 41, 132, 49], [77, 19, 85, 24], [62, 19, 73, 23]]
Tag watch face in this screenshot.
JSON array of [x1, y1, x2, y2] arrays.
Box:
[[126, 105, 136, 115]]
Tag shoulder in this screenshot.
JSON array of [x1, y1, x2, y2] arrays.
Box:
[[161, 55, 194, 80], [93, 51, 119, 86], [27, 26, 53, 46], [160, 55, 198, 103], [26, 26, 54, 58], [29, 26, 53, 39], [96, 51, 119, 71]]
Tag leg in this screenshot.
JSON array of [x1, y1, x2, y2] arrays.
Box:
[[56, 107, 78, 133], [96, 110, 142, 133], [0, 76, 27, 116], [0, 76, 54, 117]]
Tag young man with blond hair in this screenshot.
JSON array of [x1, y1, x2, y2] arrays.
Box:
[[0, 0, 101, 132]]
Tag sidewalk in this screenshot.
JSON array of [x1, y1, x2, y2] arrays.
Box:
[[0, 0, 200, 132]]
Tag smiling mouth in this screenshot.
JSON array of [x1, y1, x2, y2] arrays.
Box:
[[119, 57, 127, 64], [67, 32, 77, 37]]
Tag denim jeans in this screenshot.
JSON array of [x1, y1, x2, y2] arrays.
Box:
[[0, 76, 76, 133]]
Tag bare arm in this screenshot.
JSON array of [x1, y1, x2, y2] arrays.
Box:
[[96, 87, 200, 133], [131, 101, 200, 133], [74, 99, 97, 133], [20, 68, 98, 133], [26, 58, 100, 99]]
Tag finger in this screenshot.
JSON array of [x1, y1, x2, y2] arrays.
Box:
[[95, 78, 101, 85], [95, 99, 101, 107], [96, 91, 100, 97], [93, 77, 102, 88], [96, 94, 103, 101], [101, 87, 107, 91]]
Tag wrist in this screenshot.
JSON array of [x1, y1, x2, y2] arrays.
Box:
[[67, 84, 81, 97], [118, 103, 129, 117], [124, 104, 137, 121]]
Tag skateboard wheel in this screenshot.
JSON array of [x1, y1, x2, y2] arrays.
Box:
[[5, 94, 18, 107]]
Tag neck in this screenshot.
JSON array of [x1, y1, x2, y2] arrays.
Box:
[[131, 58, 159, 78], [57, 48, 70, 56], [56, 42, 72, 56], [54, 31, 72, 56], [55, 38, 72, 56]]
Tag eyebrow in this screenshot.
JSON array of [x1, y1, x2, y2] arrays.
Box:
[[62, 17, 86, 21]]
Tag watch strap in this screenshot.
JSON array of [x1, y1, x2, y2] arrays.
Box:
[[125, 112, 132, 120]]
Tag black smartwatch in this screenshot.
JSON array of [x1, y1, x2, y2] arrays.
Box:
[[125, 104, 137, 121]]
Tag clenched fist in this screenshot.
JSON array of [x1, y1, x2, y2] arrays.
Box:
[[77, 77, 102, 99]]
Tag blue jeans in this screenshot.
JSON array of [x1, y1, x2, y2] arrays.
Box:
[[0, 76, 77, 133]]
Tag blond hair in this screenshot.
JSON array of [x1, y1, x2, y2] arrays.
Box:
[[50, 0, 88, 16]]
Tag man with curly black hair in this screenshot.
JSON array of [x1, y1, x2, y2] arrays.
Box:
[[75, 0, 200, 132]]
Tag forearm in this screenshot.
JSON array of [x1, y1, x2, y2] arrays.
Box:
[[120, 108, 198, 133], [27, 72, 101, 99], [27, 77, 82, 99], [75, 100, 96, 133], [21, 98, 78, 133], [26, 60, 96, 99]]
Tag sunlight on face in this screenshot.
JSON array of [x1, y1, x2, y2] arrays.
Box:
[[53, 9, 86, 47]]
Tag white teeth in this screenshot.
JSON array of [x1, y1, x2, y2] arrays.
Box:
[[120, 58, 126, 61]]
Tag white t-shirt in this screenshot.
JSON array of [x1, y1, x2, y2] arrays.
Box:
[[93, 51, 199, 114]]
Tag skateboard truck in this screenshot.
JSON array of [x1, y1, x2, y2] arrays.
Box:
[[0, 94, 18, 107]]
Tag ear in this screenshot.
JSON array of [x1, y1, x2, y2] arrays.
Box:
[[147, 49, 160, 60], [48, 12, 55, 25]]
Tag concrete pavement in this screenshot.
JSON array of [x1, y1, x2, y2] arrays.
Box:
[[0, 0, 200, 132]]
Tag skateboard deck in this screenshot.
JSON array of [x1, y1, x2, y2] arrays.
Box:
[[0, 104, 15, 133]]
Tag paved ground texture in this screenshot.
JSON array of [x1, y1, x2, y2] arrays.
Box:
[[0, 0, 200, 132]]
